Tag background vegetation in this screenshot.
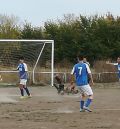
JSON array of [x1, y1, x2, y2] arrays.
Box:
[[0, 13, 120, 66]]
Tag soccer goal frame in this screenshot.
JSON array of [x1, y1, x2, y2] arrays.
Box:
[[0, 39, 54, 86]]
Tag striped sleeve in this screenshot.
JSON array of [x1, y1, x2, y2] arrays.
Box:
[[23, 63, 28, 71], [85, 64, 91, 74], [71, 66, 75, 75]]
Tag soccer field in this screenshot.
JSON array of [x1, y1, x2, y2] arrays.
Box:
[[0, 83, 120, 129]]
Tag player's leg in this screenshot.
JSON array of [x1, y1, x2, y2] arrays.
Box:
[[59, 84, 64, 91], [83, 96, 93, 112], [23, 79, 31, 96], [83, 85, 93, 112], [77, 86, 86, 112], [71, 85, 78, 94], [71, 85, 75, 93], [19, 80, 25, 99], [80, 93, 86, 112], [19, 84, 24, 96], [53, 83, 59, 92], [84, 95, 93, 107], [24, 86, 31, 96]]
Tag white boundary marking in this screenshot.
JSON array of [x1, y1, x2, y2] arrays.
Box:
[[95, 109, 120, 111]]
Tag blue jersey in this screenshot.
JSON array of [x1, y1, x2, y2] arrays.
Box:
[[71, 62, 91, 86], [114, 63, 120, 78], [17, 63, 28, 79], [118, 64, 120, 78]]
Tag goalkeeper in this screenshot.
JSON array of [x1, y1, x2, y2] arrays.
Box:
[[17, 56, 31, 99], [53, 74, 64, 94], [54, 74, 78, 94]]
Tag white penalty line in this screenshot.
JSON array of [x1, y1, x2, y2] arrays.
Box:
[[93, 109, 120, 111]]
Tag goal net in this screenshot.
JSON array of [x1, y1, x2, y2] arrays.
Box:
[[0, 39, 54, 86]]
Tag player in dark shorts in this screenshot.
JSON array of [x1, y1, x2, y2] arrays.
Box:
[[54, 74, 78, 95], [53, 74, 64, 94]]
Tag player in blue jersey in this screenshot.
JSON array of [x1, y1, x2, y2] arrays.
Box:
[[71, 55, 94, 112], [106, 57, 120, 81], [17, 56, 31, 99]]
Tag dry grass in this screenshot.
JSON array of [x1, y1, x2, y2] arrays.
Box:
[[0, 60, 119, 86], [94, 60, 117, 73]]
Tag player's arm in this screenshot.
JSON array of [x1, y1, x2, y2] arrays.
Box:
[[86, 64, 94, 86], [12, 66, 19, 71], [70, 66, 75, 84], [88, 73, 94, 86], [12, 69, 18, 71], [106, 61, 117, 66], [23, 63, 28, 72]]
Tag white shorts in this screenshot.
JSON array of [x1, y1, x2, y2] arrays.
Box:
[[20, 79, 27, 86], [77, 84, 93, 96]]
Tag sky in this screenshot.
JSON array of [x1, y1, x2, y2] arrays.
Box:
[[0, 0, 120, 26]]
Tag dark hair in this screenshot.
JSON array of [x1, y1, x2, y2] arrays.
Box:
[[77, 54, 84, 61], [19, 56, 24, 60]]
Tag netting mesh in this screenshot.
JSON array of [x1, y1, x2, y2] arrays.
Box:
[[0, 40, 53, 86]]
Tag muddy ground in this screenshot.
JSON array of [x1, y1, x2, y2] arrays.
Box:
[[0, 83, 120, 129]]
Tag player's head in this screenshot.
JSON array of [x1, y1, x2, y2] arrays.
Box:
[[19, 56, 24, 63], [117, 57, 120, 64], [83, 57, 87, 63], [55, 74, 62, 83], [77, 54, 84, 62], [55, 74, 61, 80]]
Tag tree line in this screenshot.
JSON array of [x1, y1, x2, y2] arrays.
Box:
[[0, 13, 120, 66]]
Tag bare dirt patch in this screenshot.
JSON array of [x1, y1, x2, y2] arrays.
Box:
[[0, 83, 120, 129]]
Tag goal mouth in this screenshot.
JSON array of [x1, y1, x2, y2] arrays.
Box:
[[0, 39, 54, 86]]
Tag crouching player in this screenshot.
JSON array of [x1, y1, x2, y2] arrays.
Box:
[[65, 81, 78, 94], [71, 55, 94, 112], [54, 74, 78, 95], [17, 56, 31, 99], [54, 74, 64, 95]]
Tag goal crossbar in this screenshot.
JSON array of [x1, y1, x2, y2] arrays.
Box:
[[0, 39, 54, 43], [0, 39, 54, 86]]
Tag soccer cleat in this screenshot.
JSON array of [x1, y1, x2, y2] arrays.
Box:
[[80, 108, 85, 112], [27, 94, 32, 98], [83, 106, 92, 112], [20, 96, 26, 99]]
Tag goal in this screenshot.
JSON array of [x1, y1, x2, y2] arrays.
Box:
[[0, 39, 54, 86]]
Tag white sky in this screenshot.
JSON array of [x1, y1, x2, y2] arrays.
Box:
[[0, 0, 120, 26]]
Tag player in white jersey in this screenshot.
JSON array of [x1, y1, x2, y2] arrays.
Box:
[[17, 56, 31, 99], [71, 55, 94, 112]]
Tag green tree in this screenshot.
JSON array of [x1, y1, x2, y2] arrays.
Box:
[[21, 22, 44, 39], [0, 14, 21, 39]]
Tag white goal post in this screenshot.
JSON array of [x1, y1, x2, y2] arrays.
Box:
[[0, 39, 54, 86]]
